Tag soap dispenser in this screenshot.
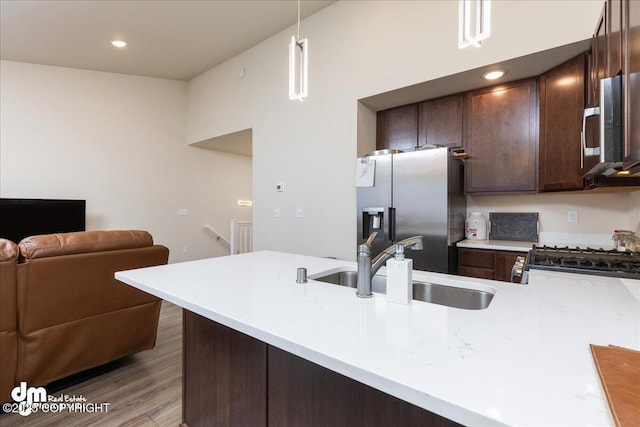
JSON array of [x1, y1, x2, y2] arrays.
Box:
[[386, 244, 413, 305]]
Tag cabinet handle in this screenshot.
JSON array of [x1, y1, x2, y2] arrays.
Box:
[[581, 107, 601, 167]]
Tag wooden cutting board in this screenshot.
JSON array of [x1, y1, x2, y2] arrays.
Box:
[[590, 344, 640, 427]]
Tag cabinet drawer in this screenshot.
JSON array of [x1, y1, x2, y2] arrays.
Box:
[[458, 248, 495, 268], [458, 266, 494, 280]]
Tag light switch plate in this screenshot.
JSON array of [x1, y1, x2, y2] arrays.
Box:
[[568, 210, 579, 223], [274, 208, 281, 218], [295, 208, 304, 218]]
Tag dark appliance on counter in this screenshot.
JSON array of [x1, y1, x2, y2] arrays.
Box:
[[517, 245, 640, 284], [356, 147, 465, 273], [0, 198, 86, 243]]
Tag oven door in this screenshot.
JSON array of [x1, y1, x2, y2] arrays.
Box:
[[510, 252, 530, 284]]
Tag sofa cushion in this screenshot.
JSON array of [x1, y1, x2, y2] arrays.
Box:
[[17, 245, 168, 333], [19, 230, 153, 260], [0, 238, 18, 262], [16, 301, 161, 387]]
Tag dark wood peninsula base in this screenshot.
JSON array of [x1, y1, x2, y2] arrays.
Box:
[[181, 309, 462, 427]]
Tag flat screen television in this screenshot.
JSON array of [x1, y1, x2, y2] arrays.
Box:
[[0, 198, 86, 243]]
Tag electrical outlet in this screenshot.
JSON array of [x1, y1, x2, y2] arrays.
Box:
[[295, 208, 304, 218], [568, 210, 579, 223], [178, 208, 188, 216], [274, 208, 281, 218]]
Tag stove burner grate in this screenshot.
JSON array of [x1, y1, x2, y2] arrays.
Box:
[[526, 245, 640, 279]]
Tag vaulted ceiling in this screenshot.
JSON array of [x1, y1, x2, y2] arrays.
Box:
[[0, 0, 334, 81]]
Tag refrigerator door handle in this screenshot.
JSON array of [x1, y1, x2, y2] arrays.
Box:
[[388, 207, 396, 242]]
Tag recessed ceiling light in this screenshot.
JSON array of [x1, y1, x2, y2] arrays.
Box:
[[483, 70, 505, 80], [111, 40, 127, 48]]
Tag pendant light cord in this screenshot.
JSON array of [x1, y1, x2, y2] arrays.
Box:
[[297, 0, 301, 40]]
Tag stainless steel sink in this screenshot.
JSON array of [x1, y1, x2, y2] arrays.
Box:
[[311, 270, 493, 310]]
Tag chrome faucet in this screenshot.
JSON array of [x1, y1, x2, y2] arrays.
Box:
[[356, 233, 423, 298]]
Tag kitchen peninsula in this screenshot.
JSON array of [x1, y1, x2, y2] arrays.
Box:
[[115, 251, 640, 426]]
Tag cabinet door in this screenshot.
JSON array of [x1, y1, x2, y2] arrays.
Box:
[[587, 8, 607, 107], [539, 54, 590, 191], [267, 346, 461, 427], [623, 0, 640, 167], [182, 310, 267, 427], [458, 265, 494, 280], [465, 79, 539, 193], [585, 7, 607, 157], [418, 94, 464, 148], [458, 248, 495, 279], [609, 0, 623, 77], [592, 7, 608, 104], [376, 104, 418, 152]]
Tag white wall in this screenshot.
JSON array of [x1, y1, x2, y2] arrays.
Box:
[[467, 192, 640, 235], [630, 191, 640, 233], [0, 60, 252, 263], [186, 0, 607, 260]]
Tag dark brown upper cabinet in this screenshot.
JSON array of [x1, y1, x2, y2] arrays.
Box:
[[464, 79, 539, 194], [376, 104, 418, 152], [417, 94, 464, 148], [584, 7, 607, 163], [609, 0, 623, 77], [587, 7, 608, 108], [539, 54, 595, 192], [374, 0, 639, 189], [622, 0, 640, 168], [586, 0, 639, 171]]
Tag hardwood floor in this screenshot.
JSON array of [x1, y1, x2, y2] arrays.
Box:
[[1, 302, 182, 427]]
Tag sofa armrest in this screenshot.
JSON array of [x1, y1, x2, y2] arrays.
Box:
[[1, 238, 18, 262]]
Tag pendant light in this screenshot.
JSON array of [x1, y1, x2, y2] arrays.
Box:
[[289, 0, 308, 101], [458, 0, 491, 49]]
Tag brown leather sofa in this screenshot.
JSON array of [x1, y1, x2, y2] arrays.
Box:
[[0, 230, 169, 402], [0, 239, 19, 403]]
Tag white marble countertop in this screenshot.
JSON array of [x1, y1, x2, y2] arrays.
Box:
[[457, 239, 533, 252], [115, 251, 640, 427]]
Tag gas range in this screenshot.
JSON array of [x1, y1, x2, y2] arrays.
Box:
[[520, 245, 640, 283]]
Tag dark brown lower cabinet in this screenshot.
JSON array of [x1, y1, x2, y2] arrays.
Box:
[[182, 310, 461, 427], [268, 346, 461, 427], [458, 247, 525, 283], [182, 311, 267, 427]]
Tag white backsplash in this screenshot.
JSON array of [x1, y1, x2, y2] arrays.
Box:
[[466, 191, 639, 237], [538, 232, 613, 248]]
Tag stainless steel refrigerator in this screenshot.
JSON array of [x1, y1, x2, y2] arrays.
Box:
[[356, 147, 465, 273]]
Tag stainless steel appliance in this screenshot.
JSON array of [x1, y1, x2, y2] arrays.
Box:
[[519, 245, 640, 284], [582, 75, 640, 179], [356, 147, 465, 273], [582, 76, 623, 176]]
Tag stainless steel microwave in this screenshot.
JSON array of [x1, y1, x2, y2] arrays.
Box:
[[582, 75, 624, 177]]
